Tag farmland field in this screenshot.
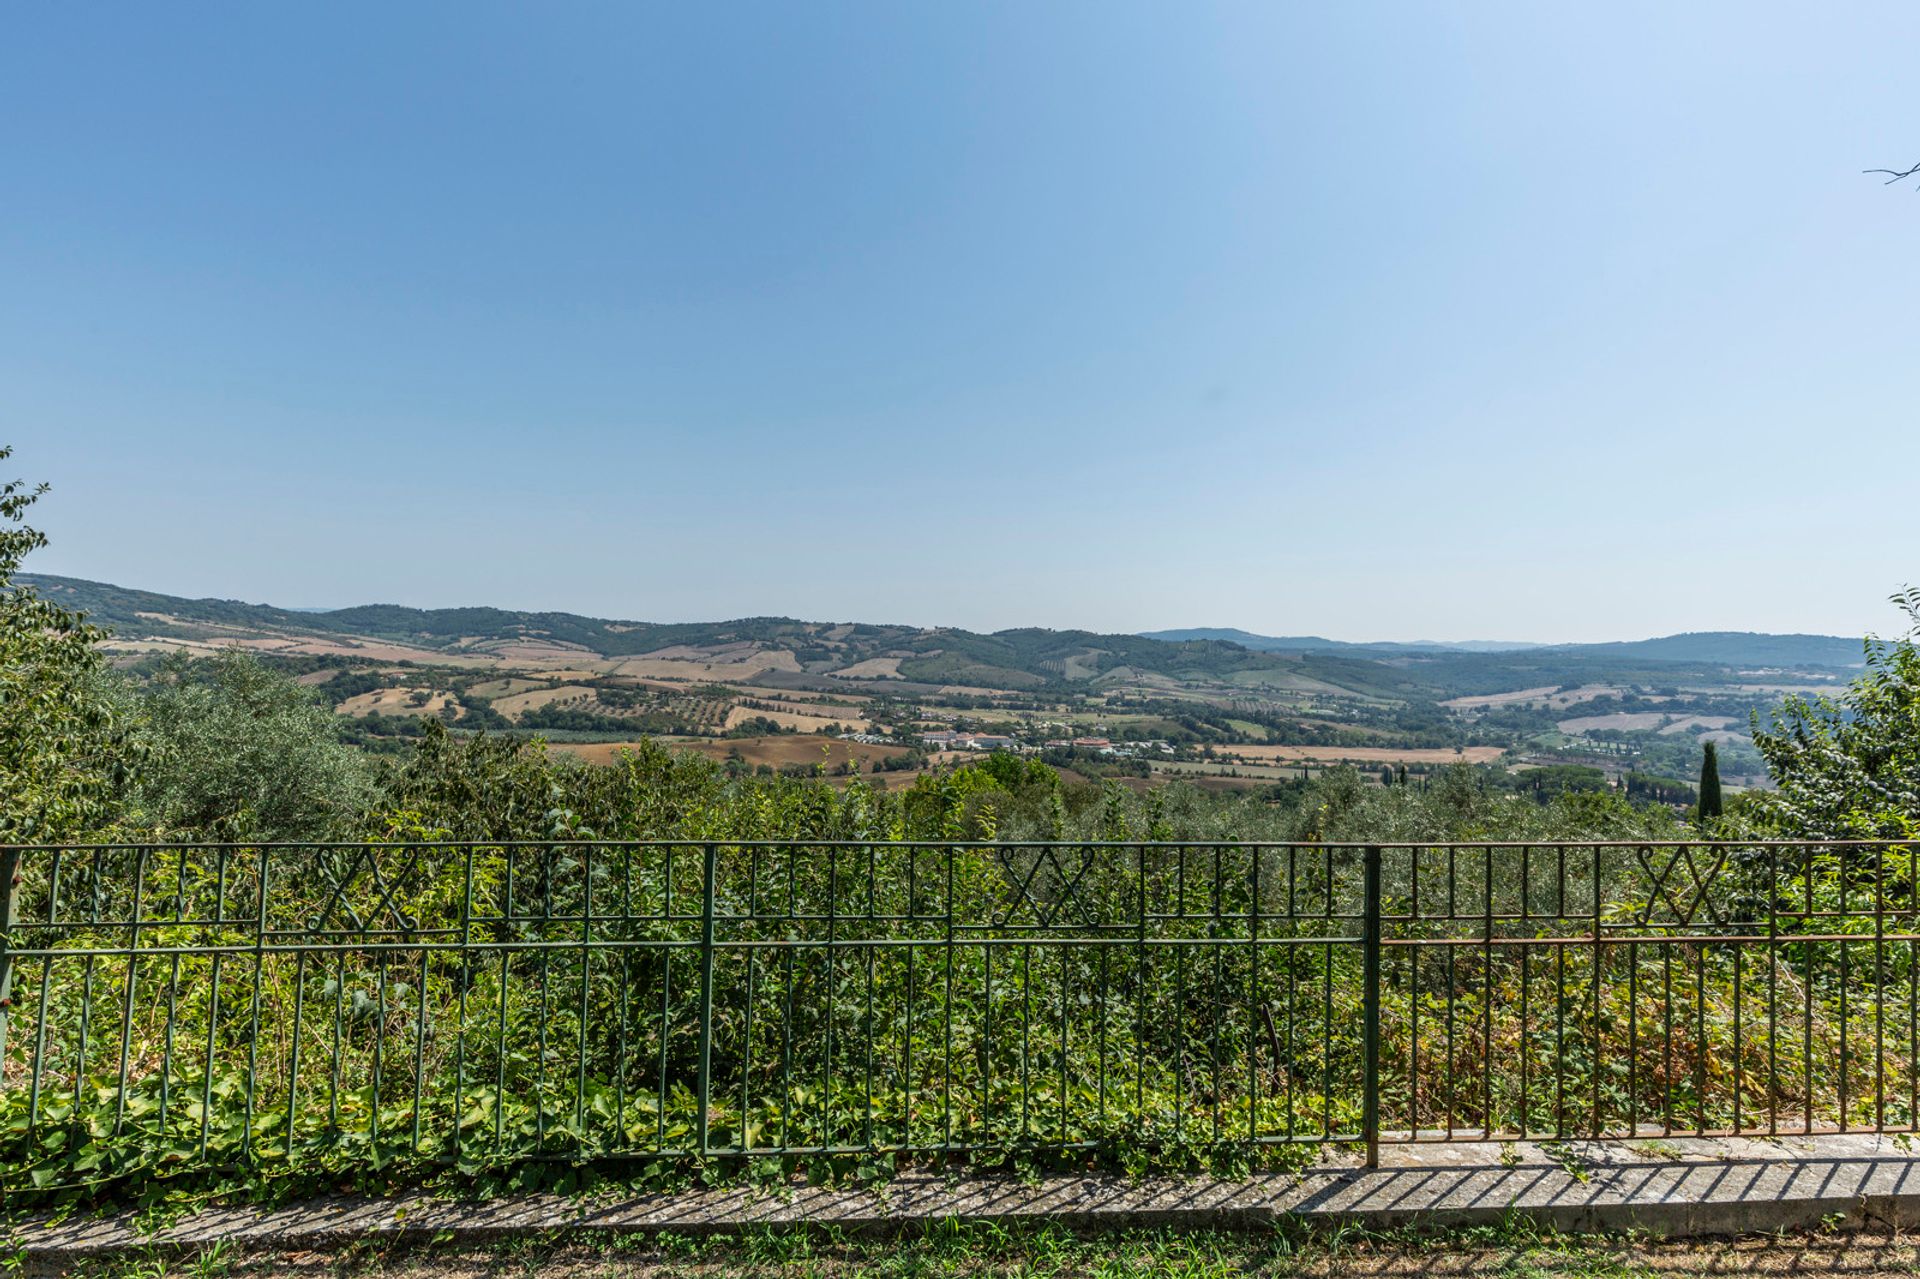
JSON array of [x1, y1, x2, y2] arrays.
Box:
[[1213, 743, 1506, 765], [101, 633, 502, 668], [720, 704, 851, 732], [830, 656, 905, 679], [714, 686, 854, 703], [1557, 711, 1673, 733], [490, 683, 599, 717], [1153, 760, 1336, 781], [611, 649, 804, 680], [337, 687, 461, 718], [549, 734, 911, 773], [1440, 685, 1560, 709], [1658, 715, 1738, 734], [466, 676, 550, 699], [1444, 684, 1621, 711], [1555, 711, 1743, 737]]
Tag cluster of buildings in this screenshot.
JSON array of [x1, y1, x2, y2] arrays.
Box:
[[915, 730, 1177, 758], [919, 730, 1022, 752], [1044, 737, 1177, 758]]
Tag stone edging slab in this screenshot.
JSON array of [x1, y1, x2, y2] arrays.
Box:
[[14, 1135, 1920, 1257]]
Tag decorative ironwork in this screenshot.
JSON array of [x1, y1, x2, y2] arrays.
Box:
[[1633, 843, 1731, 926], [300, 844, 430, 934], [994, 844, 1101, 927]]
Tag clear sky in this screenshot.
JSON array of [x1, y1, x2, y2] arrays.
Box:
[[7, 3, 1917, 642]]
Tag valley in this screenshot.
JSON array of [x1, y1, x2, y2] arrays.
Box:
[[30, 572, 1864, 799]]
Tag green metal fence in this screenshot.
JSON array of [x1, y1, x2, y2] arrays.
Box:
[[0, 840, 1915, 1185]]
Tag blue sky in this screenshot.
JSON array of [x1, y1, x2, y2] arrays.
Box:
[[7, 3, 1917, 641]]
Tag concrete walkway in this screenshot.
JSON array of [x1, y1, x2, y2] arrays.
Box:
[[15, 1134, 1920, 1258]]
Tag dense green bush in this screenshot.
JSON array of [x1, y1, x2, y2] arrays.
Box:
[[0, 451, 128, 842], [1750, 590, 1920, 840]]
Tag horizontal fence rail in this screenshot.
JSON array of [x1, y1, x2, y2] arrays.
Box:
[[0, 840, 1914, 1186]]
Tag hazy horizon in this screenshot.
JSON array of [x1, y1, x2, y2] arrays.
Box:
[[23, 569, 1884, 649], [9, 4, 1918, 640]]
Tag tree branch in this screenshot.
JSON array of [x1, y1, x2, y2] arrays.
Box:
[[1865, 161, 1920, 186]]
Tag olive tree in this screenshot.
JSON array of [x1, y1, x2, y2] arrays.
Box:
[[130, 649, 376, 840]]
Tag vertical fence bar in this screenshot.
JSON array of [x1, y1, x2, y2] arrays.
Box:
[[695, 840, 718, 1156], [1362, 844, 1382, 1166], [0, 846, 18, 1077]]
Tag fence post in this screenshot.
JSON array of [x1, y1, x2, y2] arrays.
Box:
[[1361, 844, 1382, 1167], [0, 847, 19, 1082], [695, 841, 718, 1156]]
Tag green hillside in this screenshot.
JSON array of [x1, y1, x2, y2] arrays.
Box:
[[24, 573, 1417, 698], [28, 572, 1861, 716], [1144, 624, 1862, 670]]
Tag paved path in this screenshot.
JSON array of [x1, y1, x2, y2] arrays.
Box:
[[16, 1134, 1920, 1257]]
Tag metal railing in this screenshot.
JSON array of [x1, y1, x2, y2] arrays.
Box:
[[0, 840, 1915, 1184]]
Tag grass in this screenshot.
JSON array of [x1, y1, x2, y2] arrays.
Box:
[[23, 1220, 1920, 1279]]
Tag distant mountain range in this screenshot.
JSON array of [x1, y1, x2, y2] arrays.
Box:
[[19, 573, 1432, 700], [1140, 629, 1544, 655], [1140, 627, 1865, 670], [24, 573, 1867, 711]]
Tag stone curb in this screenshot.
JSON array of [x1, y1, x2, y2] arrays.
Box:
[[13, 1135, 1920, 1258]]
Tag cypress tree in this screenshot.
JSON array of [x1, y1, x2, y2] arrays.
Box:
[[1698, 742, 1724, 821]]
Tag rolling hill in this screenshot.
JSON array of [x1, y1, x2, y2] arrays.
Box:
[[1140, 628, 1544, 656], [27, 572, 1866, 734], [1142, 626, 1863, 670], [22, 574, 1425, 701]]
